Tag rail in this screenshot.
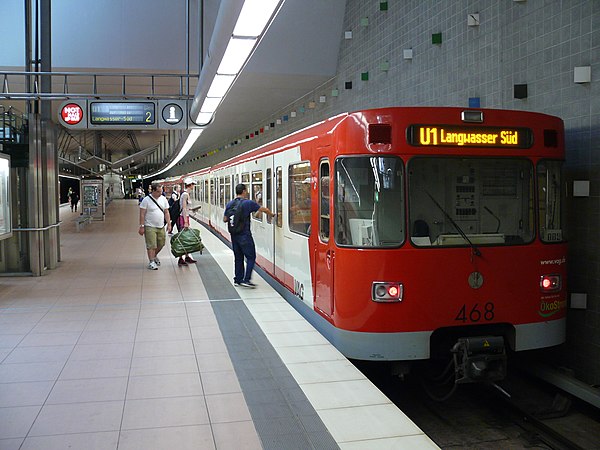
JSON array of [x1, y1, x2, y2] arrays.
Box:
[[12, 222, 62, 232], [0, 71, 199, 100]]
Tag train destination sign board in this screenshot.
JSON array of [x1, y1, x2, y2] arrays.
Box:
[[408, 125, 532, 148], [90, 102, 155, 125]]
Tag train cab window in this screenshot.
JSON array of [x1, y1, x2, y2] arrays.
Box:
[[251, 171, 263, 221], [289, 162, 311, 235], [408, 157, 534, 247], [266, 168, 273, 224], [335, 156, 404, 247], [537, 160, 565, 243], [276, 167, 282, 228], [320, 161, 330, 241]]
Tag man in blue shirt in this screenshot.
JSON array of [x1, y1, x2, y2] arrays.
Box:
[[223, 183, 275, 288]]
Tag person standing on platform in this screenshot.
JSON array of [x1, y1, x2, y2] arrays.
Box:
[[138, 181, 171, 270], [68, 188, 79, 212], [176, 178, 197, 266], [223, 183, 275, 288], [168, 185, 181, 235]]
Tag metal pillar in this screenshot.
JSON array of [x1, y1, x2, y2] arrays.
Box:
[[25, 0, 60, 275]]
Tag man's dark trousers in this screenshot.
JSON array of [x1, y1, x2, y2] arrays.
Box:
[[232, 233, 256, 283]]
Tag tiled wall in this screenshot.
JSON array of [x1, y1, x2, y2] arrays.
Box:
[[186, 1, 600, 383]]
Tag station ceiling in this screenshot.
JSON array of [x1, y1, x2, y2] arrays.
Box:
[[0, 0, 346, 177]]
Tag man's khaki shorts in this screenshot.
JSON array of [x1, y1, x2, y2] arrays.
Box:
[[144, 226, 165, 250]]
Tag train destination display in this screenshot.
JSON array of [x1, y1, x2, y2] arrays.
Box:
[[408, 125, 532, 148], [90, 102, 155, 125]]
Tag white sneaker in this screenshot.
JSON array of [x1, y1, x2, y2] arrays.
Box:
[[154, 257, 161, 266], [147, 261, 159, 270]]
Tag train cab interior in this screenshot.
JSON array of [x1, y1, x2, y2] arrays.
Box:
[[334, 156, 404, 247], [330, 156, 563, 249], [408, 158, 564, 247]]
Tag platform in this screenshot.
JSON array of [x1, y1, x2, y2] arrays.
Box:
[[0, 200, 438, 449]]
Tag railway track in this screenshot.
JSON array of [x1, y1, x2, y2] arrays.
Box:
[[355, 361, 600, 449]]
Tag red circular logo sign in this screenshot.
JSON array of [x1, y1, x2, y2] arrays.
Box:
[[61, 103, 83, 125]]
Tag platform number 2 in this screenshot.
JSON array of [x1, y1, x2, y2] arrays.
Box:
[[455, 302, 495, 322]]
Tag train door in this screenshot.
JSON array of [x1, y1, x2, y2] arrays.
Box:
[[273, 153, 286, 284], [250, 159, 274, 273], [314, 159, 334, 317], [264, 163, 275, 273]]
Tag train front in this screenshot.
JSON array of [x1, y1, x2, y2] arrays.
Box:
[[326, 108, 567, 384]]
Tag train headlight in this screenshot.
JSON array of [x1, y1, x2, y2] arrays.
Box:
[[540, 274, 561, 293], [372, 282, 403, 302]]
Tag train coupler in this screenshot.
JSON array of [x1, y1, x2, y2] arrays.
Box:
[[452, 336, 506, 384]]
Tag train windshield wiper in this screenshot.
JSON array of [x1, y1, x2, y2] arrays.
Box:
[[425, 191, 481, 257]]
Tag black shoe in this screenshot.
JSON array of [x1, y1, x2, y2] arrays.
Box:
[[238, 281, 255, 288]]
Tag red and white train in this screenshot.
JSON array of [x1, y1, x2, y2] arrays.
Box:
[[166, 107, 567, 383]]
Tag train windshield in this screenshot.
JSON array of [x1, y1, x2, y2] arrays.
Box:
[[537, 160, 565, 243], [335, 156, 404, 247], [408, 158, 534, 247]]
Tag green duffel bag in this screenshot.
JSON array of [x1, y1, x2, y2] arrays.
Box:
[[170, 228, 205, 257]]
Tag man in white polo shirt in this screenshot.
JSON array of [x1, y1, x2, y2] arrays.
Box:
[[138, 182, 172, 270]]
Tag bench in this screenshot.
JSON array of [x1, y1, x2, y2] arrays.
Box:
[[75, 215, 92, 232]]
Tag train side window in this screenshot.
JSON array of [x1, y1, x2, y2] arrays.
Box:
[[219, 176, 225, 208], [537, 160, 565, 243], [210, 178, 215, 205], [289, 162, 311, 235], [266, 168, 272, 224], [251, 170, 263, 221], [320, 161, 330, 241], [335, 156, 404, 247], [276, 167, 282, 228], [223, 175, 231, 205], [241, 173, 250, 184]]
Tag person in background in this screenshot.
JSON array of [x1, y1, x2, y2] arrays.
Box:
[[68, 187, 79, 212], [136, 186, 144, 204], [223, 183, 275, 288], [138, 181, 171, 270], [169, 185, 181, 235], [177, 178, 197, 266]]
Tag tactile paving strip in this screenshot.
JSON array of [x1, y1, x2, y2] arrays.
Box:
[[195, 249, 339, 450]]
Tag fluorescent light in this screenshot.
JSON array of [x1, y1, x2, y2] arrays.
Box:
[[217, 38, 256, 75], [149, 129, 203, 177], [234, 0, 281, 37], [195, 111, 214, 125], [207, 74, 236, 97], [200, 97, 222, 113]]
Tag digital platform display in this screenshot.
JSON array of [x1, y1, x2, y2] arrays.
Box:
[[90, 102, 155, 125], [408, 125, 532, 148]]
